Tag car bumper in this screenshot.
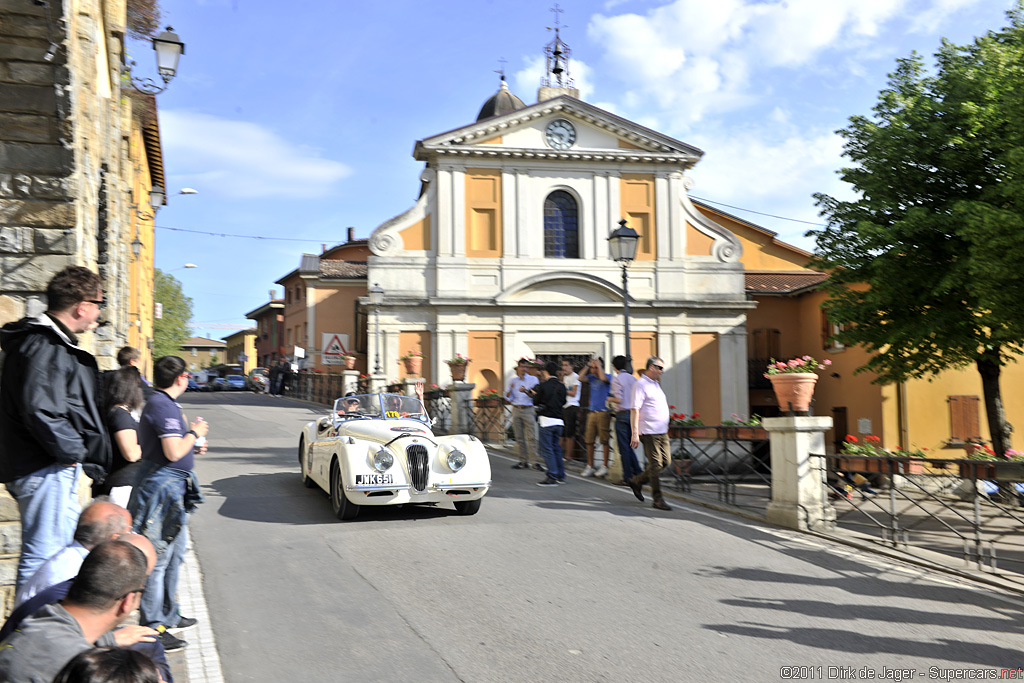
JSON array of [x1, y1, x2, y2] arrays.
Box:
[[344, 481, 490, 506]]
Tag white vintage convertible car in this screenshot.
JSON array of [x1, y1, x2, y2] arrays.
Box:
[[298, 393, 491, 520]]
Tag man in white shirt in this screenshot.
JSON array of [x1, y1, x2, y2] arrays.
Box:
[[16, 500, 131, 607], [506, 358, 541, 470], [560, 359, 580, 463]]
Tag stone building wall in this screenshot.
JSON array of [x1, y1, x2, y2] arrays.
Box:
[[0, 0, 136, 615]]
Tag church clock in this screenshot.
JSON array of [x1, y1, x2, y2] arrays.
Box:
[[545, 119, 576, 150]]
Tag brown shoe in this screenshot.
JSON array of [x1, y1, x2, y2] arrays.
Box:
[[652, 500, 672, 511], [629, 479, 645, 502]]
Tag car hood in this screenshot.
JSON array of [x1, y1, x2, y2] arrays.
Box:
[[340, 419, 434, 443]]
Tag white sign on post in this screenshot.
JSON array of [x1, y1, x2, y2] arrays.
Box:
[[321, 333, 350, 365]]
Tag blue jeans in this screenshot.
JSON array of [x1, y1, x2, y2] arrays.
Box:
[[141, 493, 188, 628], [7, 463, 81, 591], [615, 414, 643, 482], [539, 425, 564, 481]]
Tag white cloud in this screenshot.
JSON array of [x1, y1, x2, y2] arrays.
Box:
[[159, 111, 353, 199], [909, 0, 988, 33]]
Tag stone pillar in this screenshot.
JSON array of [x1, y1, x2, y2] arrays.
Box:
[[450, 382, 475, 435], [764, 416, 835, 531], [368, 374, 387, 394], [342, 369, 360, 395], [401, 378, 420, 396]]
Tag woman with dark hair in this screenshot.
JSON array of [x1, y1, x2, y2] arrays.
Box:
[[95, 366, 145, 507], [52, 647, 161, 683]]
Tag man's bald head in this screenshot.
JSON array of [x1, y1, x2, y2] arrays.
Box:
[[118, 533, 157, 575], [74, 501, 132, 550]]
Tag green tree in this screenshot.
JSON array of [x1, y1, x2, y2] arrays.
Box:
[[808, 4, 1024, 459], [153, 269, 193, 360]]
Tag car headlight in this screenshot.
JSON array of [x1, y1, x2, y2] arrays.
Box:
[[373, 449, 394, 472], [446, 450, 466, 472]]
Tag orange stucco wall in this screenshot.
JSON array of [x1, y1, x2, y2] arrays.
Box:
[[468, 331, 503, 396], [620, 174, 656, 261], [398, 331, 432, 383], [691, 333, 721, 424], [399, 215, 431, 251], [311, 282, 366, 373], [465, 168, 502, 257]]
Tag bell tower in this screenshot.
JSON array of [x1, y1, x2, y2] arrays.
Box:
[[538, 4, 580, 102]]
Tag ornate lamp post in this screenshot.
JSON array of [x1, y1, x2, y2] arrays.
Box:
[[125, 27, 186, 95], [368, 283, 384, 375], [608, 218, 640, 373]]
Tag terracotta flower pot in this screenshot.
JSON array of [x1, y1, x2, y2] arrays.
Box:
[[343, 356, 356, 370], [769, 373, 818, 413], [402, 356, 422, 376], [958, 461, 997, 479], [448, 361, 468, 382]]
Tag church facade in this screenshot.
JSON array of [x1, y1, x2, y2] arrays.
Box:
[[364, 75, 756, 421]]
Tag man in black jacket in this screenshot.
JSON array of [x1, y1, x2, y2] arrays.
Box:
[[532, 361, 567, 486], [0, 266, 111, 591]]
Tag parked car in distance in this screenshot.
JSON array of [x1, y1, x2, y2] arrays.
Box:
[[186, 378, 200, 392], [210, 377, 227, 391], [247, 368, 268, 392], [298, 393, 491, 520], [223, 374, 247, 391]]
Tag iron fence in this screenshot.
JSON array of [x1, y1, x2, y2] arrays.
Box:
[[816, 453, 1024, 578], [423, 389, 451, 435], [667, 426, 772, 511]]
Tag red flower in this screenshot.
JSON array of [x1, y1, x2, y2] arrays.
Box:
[[670, 405, 676, 410], [845, 435, 858, 443], [692, 413, 700, 418]]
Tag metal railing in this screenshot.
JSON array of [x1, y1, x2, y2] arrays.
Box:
[[423, 389, 451, 435], [816, 453, 1024, 576], [667, 426, 772, 511]]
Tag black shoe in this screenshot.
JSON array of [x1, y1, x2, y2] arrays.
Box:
[[652, 500, 672, 511], [171, 615, 197, 630], [532, 463, 545, 471], [511, 462, 528, 469], [629, 479, 645, 502], [537, 477, 560, 487], [156, 627, 187, 652]]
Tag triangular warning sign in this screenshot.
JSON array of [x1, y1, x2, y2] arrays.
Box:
[[323, 335, 347, 356]]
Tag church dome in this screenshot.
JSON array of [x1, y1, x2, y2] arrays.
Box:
[[476, 78, 526, 122]]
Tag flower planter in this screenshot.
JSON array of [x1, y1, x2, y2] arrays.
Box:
[[958, 461, 997, 479], [448, 361, 468, 382], [734, 427, 768, 440], [343, 356, 356, 370], [769, 372, 818, 413], [402, 356, 422, 376], [669, 426, 708, 438], [836, 456, 926, 475], [477, 398, 500, 408], [994, 461, 1024, 482]]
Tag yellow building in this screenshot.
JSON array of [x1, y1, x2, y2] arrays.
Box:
[[180, 336, 228, 373], [222, 329, 258, 375]]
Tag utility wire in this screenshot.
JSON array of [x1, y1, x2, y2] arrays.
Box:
[[156, 195, 823, 243]]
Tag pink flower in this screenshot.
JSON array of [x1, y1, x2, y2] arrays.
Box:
[[802, 355, 812, 361], [823, 359, 832, 365]]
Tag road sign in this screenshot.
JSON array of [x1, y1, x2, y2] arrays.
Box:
[[321, 333, 349, 365]]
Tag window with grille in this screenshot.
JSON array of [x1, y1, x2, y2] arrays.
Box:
[[544, 191, 579, 258]]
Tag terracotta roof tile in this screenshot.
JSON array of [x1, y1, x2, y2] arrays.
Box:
[[745, 271, 828, 294], [319, 260, 367, 279]]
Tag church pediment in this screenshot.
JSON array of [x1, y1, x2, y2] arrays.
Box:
[[498, 272, 622, 305], [414, 96, 703, 166]]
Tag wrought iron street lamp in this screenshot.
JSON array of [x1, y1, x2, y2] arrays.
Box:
[[608, 218, 640, 373], [368, 283, 384, 375], [125, 27, 186, 95]]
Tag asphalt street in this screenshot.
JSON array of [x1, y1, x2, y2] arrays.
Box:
[[181, 391, 1023, 682]]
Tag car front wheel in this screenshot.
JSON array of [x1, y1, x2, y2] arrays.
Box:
[[330, 459, 359, 520]]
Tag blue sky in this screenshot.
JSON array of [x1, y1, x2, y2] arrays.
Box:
[[144, 0, 1018, 336]]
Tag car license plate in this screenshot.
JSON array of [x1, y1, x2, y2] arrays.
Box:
[[355, 473, 394, 485]]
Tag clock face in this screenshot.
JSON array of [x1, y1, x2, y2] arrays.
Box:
[[545, 119, 577, 150]]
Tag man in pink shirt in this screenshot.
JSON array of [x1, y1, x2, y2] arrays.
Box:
[[628, 357, 672, 511]]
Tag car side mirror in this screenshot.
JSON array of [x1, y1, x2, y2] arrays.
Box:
[[431, 416, 438, 426]]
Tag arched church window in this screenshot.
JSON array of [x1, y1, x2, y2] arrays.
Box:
[[544, 191, 579, 258]]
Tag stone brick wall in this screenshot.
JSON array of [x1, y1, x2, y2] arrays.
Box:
[[0, 0, 136, 615]]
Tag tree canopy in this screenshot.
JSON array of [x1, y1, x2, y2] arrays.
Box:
[[808, 3, 1024, 456], [153, 269, 193, 360]]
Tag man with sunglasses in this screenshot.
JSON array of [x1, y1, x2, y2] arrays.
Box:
[[0, 266, 113, 591], [628, 357, 673, 511]]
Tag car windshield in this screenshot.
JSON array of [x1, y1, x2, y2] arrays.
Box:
[[332, 393, 428, 422]]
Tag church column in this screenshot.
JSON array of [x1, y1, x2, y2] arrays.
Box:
[[669, 330, 693, 414], [718, 328, 750, 419], [504, 168, 523, 258], [384, 328, 400, 381], [655, 171, 670, 263], [436, 166, 453, 257], [451, 165, 467, 257], [604, 171, 621, 260]]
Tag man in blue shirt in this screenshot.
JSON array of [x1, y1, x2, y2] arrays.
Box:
[[579, 357, 611, 477], [134, 355, 208, 652], [505, 358, 541, 470]]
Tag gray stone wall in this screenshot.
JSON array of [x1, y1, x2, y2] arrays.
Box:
[[0, 0, 134, 613]]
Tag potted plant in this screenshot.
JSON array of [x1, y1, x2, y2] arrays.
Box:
[[960, 441, 1024, 480], [399, 349, 423, 376], [764, 355, 832, 414], [446, 352, 471, 382], [342, 353, 357, 370], [669, 411, 707, 438], [477, 388, 503, 407], [836, 434, 928, 474], [721, 413, 766, 439]]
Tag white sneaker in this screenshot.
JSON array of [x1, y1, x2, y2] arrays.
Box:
[[595, 466, 609, 478], [581, 466, 596, 477]]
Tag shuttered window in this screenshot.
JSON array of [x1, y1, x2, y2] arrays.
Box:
[[948, 395, 982, 443]]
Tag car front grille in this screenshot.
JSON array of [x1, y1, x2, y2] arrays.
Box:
[[407, 445, 428, 492]]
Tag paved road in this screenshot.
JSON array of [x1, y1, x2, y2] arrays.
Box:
[[182, 392, 1023, 682]]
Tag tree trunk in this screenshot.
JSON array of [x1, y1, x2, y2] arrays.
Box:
[[977, 345, 1013, 457]]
